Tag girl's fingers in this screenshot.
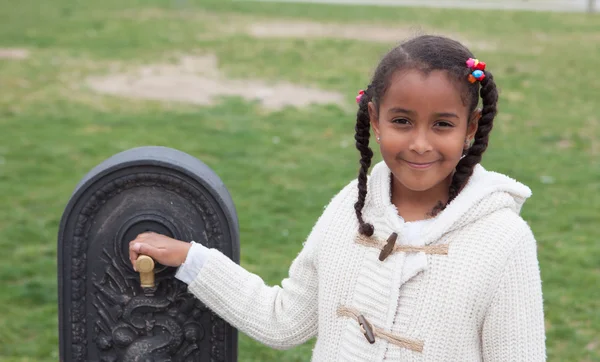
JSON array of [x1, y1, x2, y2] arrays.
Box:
[[129, 232, 178, 268]]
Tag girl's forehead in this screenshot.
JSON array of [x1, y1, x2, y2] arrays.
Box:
[[380, 69, 470, 115]]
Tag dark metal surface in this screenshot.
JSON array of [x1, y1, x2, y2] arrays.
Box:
[[58, 146, 239, 361]]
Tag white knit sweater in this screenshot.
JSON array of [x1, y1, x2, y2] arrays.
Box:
[[186, 161, 546, 361]]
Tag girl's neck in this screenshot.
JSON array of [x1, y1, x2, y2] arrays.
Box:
[[391, 174, 451, 222]]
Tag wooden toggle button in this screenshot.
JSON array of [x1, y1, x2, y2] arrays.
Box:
[[358, 314, 376, 344], [379, 232, 398, 261]]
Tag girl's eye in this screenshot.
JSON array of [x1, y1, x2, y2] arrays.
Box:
[[392, 118, 410, 125], [435, 121, 454, 128]]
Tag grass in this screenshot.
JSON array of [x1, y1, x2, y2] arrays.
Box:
[[0, 0, 598, 360]]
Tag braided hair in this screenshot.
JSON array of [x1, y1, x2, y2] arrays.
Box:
[[354, 35, 499, 236]]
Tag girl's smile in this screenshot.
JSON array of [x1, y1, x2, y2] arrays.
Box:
[[402, 160, 438, 170]]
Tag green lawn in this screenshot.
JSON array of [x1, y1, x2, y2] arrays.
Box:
[[0, 0, 598, 361]]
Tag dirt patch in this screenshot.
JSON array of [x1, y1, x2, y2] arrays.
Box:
[[0, 48, 29, 60], [556, 138, 572, 149], [247, 21, 496, 51], [504, 91, 525, 103], [117, 7, 228, 22], [85, 54, 345, 110], [115, 9, 495, 50], [78, 124, 112, 134], [247, 21, 419, 43]]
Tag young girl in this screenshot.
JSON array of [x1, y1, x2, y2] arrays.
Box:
[[129, 35, 546, 361]]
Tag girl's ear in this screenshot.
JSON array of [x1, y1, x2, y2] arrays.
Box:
[[368, 102, 380, 142], [467, 108, 481, 141]]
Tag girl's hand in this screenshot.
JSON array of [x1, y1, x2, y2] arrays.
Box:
[[129, 232, 192, 270]]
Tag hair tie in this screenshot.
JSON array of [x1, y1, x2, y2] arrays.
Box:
[[466, 58, 486, 83], [356, 89, 365, 104], [356, 84, 373, 104]]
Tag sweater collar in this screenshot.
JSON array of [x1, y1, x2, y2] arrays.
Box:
[[366, 161, 532, 245]]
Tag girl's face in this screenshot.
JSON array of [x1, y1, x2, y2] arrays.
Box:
[[369, 69, 479, 196]]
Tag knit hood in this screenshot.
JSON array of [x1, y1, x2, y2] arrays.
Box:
[[365, 160, 532, 246]]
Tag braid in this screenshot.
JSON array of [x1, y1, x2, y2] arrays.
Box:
[[354, 87, 375, 236], [447, 70, 499, 204]]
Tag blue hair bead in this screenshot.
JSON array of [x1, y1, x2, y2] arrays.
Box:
[[472, 70, 484, 78]]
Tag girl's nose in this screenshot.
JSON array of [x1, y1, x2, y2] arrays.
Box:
[[409, 131, 433, 155]]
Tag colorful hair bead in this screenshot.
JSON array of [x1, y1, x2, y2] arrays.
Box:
[[466, 58, 486, 83], [466, 58, 477, 69], [356, 90, 365, 104], [472, 70, 485, 82]]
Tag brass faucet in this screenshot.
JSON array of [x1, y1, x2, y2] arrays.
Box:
[[135, 255, 155, 289]]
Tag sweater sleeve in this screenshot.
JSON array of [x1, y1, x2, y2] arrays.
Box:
[[482, 227, 547, 361], [185, 185, 351, 350], [174, 241, 210, 284]]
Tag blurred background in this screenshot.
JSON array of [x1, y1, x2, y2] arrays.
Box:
[[0, 0, 598, 361]]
